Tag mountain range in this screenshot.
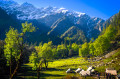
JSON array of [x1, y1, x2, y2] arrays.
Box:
[[0, 0, 108, 45]]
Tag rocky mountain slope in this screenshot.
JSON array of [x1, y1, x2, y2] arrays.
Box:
[[0, 0, 105, 44]]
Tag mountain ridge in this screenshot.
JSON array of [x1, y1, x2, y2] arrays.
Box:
[[0, 0, 105, 44]]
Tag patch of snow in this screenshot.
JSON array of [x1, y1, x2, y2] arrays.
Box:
[[41, 14, 48, 18], [97, 20, 102, 24], [94, 17, 98, 20], [72, 11, 85, 17]]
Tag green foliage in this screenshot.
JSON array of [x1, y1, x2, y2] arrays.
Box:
[[4, 27, 20, 65], [93, 36, 110, 56], [35, 41, 53, 59], [61, 26, 87, 44], [71, 43, 79, 55], [79, 42, 89, 57], [79, 12, 120, 57], [21, 22, 35, 33], [3, 22, 36, 79], [29, 52, 40, 70], [52, 48, 58, 58], [4, 22, 36, 65], [57, 44, 68, 58], [104, 25, 117, 41], [89, 43, 95, 55]]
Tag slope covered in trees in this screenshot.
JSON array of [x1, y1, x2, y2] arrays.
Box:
[[79, 11, 120, 57]]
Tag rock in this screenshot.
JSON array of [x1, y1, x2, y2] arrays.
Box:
[[66, 68, 71, 73], [80, 71, 91, 76], [75, 68, 82, 73], [66, 68, 74, 73]]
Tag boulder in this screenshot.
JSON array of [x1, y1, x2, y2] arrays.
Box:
[[91, 69, 95, 73], [66, 68, 71, 73], [66, 68, 74, 73], [87, 66, 95, 71], [80, 71, 91, 76], [75, 68, 82, 73]]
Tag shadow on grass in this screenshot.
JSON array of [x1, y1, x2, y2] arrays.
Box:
[[16, 65, 64, 79], [40, 72, 64, 77], [41, 68, 64, 71]]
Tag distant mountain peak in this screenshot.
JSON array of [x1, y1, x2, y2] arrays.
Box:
[[21, 2, 35, 7]]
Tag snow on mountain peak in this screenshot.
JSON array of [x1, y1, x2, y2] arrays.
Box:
[[74, 11, 85, 17], [56, 7, 68, 14], [0, 0, 86, 20], [59, 7, 66, 10]]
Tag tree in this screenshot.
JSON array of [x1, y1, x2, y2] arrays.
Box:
[[89, 43, 95, 55], [57, 44, 68, 58], [29, 51, 41, 79], [72, 43, 79, 55], [104, 25, 117, 41], [35, 41, 53, 69], [93, 36, 110, 56], [4, 22, 35, 79], [79, 42, 89, 57], [52, 48, 57, 59], [4, 28, 20, 79]]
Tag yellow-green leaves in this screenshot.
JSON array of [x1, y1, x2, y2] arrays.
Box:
[[29, 52, 39, 70], [4, 27, 20, 65], [35, 41, 53, 59], [22, 22, 35, 33], [93, 36, 110, 56], [4, 22, 36, 66], [79, 42, 89, 57]]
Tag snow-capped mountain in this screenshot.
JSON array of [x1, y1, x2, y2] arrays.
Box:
[[0, 0, 86, 20], [0, 0, 105, 44]]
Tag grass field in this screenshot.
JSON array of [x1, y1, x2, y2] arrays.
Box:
[[17, 49, 120, 79], [17, 57, 91, 79]]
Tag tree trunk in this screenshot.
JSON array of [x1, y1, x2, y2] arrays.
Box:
[[10, 51, 12, 79], [10, 61, 19, 79], [44, 60, 48, 70], [10, 49, 23, 79], [37, 69, 40, 79]]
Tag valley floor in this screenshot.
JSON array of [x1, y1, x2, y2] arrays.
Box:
[[16, 48, 120, 79]]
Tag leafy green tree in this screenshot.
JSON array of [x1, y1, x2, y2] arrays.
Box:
[[4, 28, 20, 79], [4, 22, 35, 79], [89, 43, 95, 55], [29, 51, 41, 79], [52, 48, 57, 59], [93, 36, 110, 56], [79, 42, 89, 57], [72, 43, 79, 55], [104, 25, 117, 41], [35, 41, 53, 69], [57, 44, 68, 58]]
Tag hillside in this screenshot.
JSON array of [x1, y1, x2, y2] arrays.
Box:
[[0, 0, 105, 44], [0, 7, 20, 39], [60, 26, 87, 44]]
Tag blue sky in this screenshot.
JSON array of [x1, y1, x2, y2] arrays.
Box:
[[13, 0, 120, 20]]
